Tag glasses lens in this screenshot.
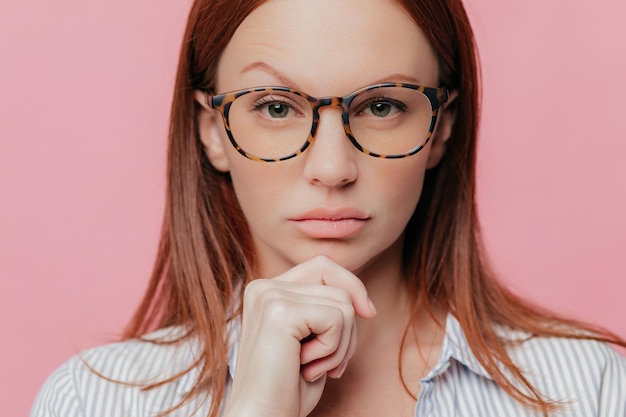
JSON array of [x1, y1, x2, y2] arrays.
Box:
[[228, 89, 312, 160], [348, 86, 433, 156]]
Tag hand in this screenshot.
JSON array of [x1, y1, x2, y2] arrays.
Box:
[[221, 255, 377, 417]]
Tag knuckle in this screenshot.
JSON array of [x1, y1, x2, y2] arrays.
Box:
[[243, 279, 281, 308], [331, 305, 346, 325], [257, 286, 284, 303], [243, 279, 264, 301], [318, 335, 340, 356], [341, 303, 356, 322], [324, 286, 353, 310], [264, 297, 291, 321], [320, 313, 343, 345], [312, 254, 332, 268], [334, 287, 352, 304]]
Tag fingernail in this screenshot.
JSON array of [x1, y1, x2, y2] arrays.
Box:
[[368, 297, 377, 316], [311, 372, 326, 383]]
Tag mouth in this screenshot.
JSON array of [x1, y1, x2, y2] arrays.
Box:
[[290, 208, 369, 239]]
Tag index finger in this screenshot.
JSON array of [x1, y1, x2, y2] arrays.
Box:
[[275, 255, 377, 319]]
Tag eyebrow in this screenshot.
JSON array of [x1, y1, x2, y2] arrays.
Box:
[[371, 73, 423, 85], [240, 61, 425, 90], [240, 62, 301, 89]]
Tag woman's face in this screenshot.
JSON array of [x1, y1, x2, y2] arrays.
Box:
[[197, 0, 455, 278]]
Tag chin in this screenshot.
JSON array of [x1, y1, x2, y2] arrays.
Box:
[[302, 246, 397, 278]]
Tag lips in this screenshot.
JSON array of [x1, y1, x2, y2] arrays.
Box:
[[290, 208, 369, 239]]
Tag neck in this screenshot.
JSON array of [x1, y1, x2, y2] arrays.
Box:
[[315, 239, 446, 413], [352, 236, 445, 346], [353, 236, 409, 332]]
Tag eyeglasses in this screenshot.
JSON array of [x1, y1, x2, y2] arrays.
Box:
[[200, 83, 449, 162]]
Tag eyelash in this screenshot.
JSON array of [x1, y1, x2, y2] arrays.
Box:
[[360, 96, 408, 112], [251, 97, 297, 111], [248, 94, 409, 115]]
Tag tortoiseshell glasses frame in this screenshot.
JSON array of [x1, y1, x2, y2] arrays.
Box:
[[200, 82, 449, 162]]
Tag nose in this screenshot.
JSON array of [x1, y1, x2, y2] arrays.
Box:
[[302, 107, 358, 187]]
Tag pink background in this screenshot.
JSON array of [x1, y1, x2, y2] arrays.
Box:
[[1, 0, 625, 413]]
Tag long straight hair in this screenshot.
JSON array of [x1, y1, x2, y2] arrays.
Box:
[[123, 1, 626, 416]]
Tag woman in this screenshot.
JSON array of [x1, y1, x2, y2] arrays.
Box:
[[31, 0, 626, 416]]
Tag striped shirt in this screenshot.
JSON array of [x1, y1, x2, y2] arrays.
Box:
[[31, 314, 626, 416]]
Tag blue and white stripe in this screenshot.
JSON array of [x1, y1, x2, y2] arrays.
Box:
[[31, 315, 626, 416]]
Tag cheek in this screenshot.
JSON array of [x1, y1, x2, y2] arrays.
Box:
[[227, 159, 292, 222], [373, 156, 429, 211]]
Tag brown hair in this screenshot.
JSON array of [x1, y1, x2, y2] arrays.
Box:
[[123, 1, 626, 416]]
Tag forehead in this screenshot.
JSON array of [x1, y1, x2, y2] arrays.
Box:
[[215, 0, 440, 95]]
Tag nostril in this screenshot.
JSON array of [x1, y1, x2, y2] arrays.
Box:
[[302, 124, 358, 188]]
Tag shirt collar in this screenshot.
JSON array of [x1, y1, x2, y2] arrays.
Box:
[[176, 318, 240, 396], [423, 313, 494, 381], [177, 312, 499, 395], [220, 313, 496, 384]]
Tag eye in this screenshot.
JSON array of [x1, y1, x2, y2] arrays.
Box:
[[252, 96, 301, 119], [359, 98, 407, 118], [263, 102, 290, 118], [369, 102, 393, 117]]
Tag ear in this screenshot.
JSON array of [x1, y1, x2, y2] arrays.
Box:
[[193, 90, 230, 172], [426, 90, 459, 169]]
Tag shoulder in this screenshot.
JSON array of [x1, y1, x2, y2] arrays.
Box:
[[508, 331, 626, 379], [30, 327, 207, 417], [506, 332, 626, 415], [78, 326, 196, 382]]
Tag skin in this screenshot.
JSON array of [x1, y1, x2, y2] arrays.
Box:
[[194, 0, 458, 416]]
